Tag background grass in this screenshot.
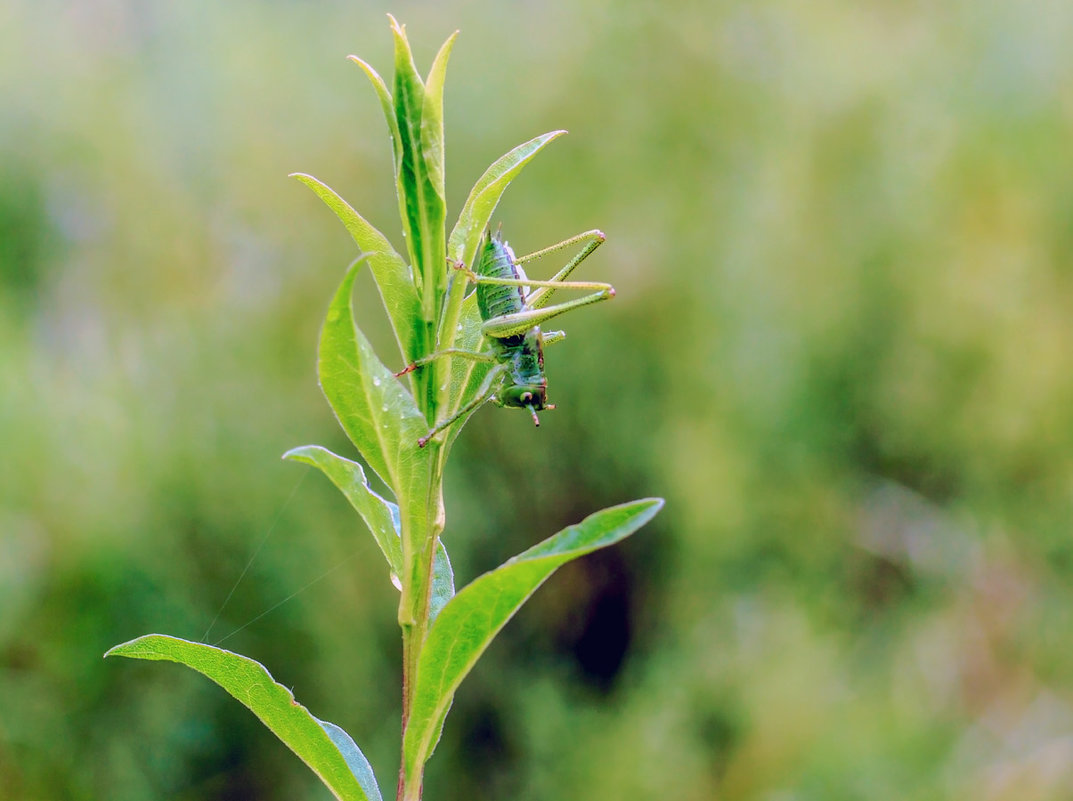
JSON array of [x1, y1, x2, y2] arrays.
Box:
[[3, 1, 1073, 799]]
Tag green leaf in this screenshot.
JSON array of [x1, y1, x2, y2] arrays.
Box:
[[282, 445, 403, 577], [318, 257, 429, 491], [106, 635, 381, 801], [388, 32, 424, 273], [420, 31, 456, 202], [402, 498, 664, 780], [318, 256, 441, 626], [283, 443, 453, 621], [347, 51, 411, 285], [347, 55, 402, 175], [446, 130, 566, 267], [291, 173, 421, 364], [390, 16, 445, 318]]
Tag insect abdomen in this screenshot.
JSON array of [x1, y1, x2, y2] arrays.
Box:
[[476, 234, 526, 322]]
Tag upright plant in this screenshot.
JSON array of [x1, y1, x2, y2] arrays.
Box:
[[107, 18, 662, 801]]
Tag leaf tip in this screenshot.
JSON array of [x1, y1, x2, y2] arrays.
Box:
[[281, 445, 307, 463], [428, 30, 459, 82], [635, 496, 666, 522], [104, 633, 156, 660], [347, 54, 378, 74]]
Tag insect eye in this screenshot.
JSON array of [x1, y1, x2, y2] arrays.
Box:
[[520, 391, 533, 404]]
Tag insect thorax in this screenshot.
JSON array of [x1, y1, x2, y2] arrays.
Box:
[[493, 329, 548, 410]]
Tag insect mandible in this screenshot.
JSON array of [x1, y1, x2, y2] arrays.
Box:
[[396, 228, 614, 447]]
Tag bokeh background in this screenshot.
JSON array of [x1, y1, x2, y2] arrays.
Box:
[[3, 1, 1073, 798]]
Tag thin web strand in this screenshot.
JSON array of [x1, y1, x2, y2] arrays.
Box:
[[202, 472, 308, 643], [211, 546, 367, 646]]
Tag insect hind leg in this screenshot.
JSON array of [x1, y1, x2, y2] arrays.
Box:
[[481, 287, 613, 339], [515, 229, 606, 310]]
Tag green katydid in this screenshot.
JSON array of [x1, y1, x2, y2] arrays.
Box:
[[396, 228, 614, 447]]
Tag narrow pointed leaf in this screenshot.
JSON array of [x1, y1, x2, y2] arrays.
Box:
[[291, 173, 420, 363], [390, 18, 429, 284], [106, 635, 381, 801], [403, 498, 664, 780], [348, 51, 409, 262], [390, 16, 446, 321], [420, 31, 457, 201], [446, 130, 566, 266], [347, 55, 402, 171], [282, 445, 403, 577]]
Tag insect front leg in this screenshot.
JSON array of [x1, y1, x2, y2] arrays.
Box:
[[395, 348, 496, 377], [417, 363, 507, 448]]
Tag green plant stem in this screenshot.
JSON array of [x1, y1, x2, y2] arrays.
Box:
[[398, 626, 419, 801], [397, 451, 447, 801]]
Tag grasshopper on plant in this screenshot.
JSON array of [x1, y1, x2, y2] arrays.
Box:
[[396, 229, 614, 447]]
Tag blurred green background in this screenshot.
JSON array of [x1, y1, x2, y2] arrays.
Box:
[[3, 1, 1073, 798]]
